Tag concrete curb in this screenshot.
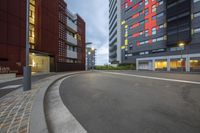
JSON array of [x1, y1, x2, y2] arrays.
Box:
[[45, 76, 87, 133], [29, 72, 86, 133]]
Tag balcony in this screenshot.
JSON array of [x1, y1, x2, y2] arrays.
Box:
[[67, 50, 77, 59], [67, 18, 77, 32], [67, 34, 77, 45]]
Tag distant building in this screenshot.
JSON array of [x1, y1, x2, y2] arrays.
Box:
[[109, 0, 122, 64], [119, 0, 200, 72], [0, 0, 86, 74], [86, 47, 96, 70]]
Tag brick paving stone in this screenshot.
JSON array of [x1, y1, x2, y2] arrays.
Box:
[[0, 73, 70, 133], [0, 87, 38, 133]]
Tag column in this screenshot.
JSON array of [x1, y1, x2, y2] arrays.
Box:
[[136, 59, 139, 71], [186, 56, 190, 72], [167, 58, 170, 72], [152, 59, 155, 71]]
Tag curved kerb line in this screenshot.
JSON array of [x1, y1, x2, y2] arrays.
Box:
[[101, 71, 200, 85]]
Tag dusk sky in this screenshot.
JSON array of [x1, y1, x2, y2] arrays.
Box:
[[65, 0, 109, 65]]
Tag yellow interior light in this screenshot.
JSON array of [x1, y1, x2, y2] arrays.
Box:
[[121, 45, 126, 49], [121, 20, 125, 25], [125, 39, 128, 45]]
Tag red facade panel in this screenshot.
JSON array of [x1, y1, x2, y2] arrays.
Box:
[[0, 0, 86, 74]]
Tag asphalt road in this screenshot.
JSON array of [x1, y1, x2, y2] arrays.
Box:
[[60, 71, 200, 133], [0, 73, 57, 98]]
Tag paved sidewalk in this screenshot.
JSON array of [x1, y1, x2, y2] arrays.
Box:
[[0, 88, 37, 133], [0, 72, 85, 133], [0, 73, 62, 133]]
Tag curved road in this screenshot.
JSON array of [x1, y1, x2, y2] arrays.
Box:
[[60, 71, 200, 133]]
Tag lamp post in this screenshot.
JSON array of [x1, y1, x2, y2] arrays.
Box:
[[23, 0, 31, 91], [178, 42, 185, 72]]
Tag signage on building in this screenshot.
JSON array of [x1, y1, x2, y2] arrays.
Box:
[[0, 66, 10, 74], [152, 48, 165, 53]]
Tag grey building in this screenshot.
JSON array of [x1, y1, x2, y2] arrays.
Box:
[[109, 0, 122, 64], [120, 0, 200, 72], [86, 47, 96, 70]]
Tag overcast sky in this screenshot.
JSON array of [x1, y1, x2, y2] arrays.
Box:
[[65, 0, 109, 65]]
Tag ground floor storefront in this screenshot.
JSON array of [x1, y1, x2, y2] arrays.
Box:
[[136, 54, 200, 72]]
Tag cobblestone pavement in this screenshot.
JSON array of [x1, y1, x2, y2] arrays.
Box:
[[0, 88, 38, 133]]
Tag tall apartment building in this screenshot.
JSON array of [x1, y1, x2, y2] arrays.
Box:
[[0, 0, 86, 74], [120, 0, 200, 72], [109, 0, 122, 64]]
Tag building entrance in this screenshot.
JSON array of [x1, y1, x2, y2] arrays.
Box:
[[29, 53, 50, 73]]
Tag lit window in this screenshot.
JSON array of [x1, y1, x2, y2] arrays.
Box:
[[152, 5, 156, 12], [125, 3, 128, 8], [152, 39, 157, 42], [157, 36, 164, 41], [152, 27, 156, 35], [159, 24, 164, 28], [140, 41, 145, 45]]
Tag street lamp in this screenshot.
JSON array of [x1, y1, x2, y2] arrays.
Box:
[[178, 42, 185, 72], [23, 0, 31, 91]]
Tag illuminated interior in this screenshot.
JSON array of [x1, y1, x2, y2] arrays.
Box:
[[190, 60, 200, 70], [170, 60, 185, 69], [155, 60, 167, 69], [29, 0, 36, 46], [29, 54, 50, 72]]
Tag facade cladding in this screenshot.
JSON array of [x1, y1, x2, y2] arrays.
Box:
[[121, 0, 200, 72], [0, 0, 86, 74], [109, 0, 122, 64]]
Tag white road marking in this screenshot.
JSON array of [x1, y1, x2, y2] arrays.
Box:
[[101, 71, 200, 85], [0, 85, 22, 90]]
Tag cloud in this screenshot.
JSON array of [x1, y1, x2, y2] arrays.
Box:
[[65, 0, 109, 65]]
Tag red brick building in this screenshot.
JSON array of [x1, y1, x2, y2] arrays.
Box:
[[0, 0, 86, 74]]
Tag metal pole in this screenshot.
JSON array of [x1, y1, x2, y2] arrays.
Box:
[[23, 0, 31, 91]]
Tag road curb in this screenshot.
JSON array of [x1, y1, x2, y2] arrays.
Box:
[[29, 72, 86, 133], [45, 76, 87, 133]]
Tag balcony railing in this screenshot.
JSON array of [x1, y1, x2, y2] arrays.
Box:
[[67, 34, 77, 45], [67, 50, 77, 59], [67, 18, 77, 32]]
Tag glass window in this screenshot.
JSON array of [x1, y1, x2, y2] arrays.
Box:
[[152, 38, 157, 42], [159, 0, 163, 5], [159, 24, 164, 28], [157, 36, 164, 41], [194, 0, 200, 3], [145, 0, 148, 5], [194, 27, 200, 34], [145, 30, 149, 37], [145, 9, 149, 15], [140, 20, 144, 25], [194, 12, 200, 18], [152, 5, 156, 12], [157, 13, 164, 18], [152, 27, 156, 35]]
